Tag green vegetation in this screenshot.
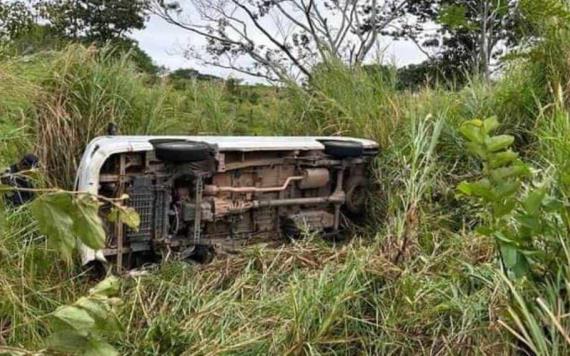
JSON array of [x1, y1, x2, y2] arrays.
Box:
[[47, 276, 122, 355], [3, 4, 570, 355]]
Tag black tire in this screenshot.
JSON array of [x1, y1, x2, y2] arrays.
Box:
[[187, 245, 215, 264], [281, 218, 302, 239], [82, 260, 108, 281], [344, 176, 366, 216], [320, 140, 364, 158], [151, 140, 216, 163]]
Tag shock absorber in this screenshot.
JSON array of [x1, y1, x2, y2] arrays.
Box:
[[193, 175, 204, 243]]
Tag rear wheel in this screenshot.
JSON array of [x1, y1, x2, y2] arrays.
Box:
[[151, 140, 216, 163], [344, 176, 367, 216]]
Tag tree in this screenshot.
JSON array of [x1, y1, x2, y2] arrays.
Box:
[[169, 68, 223, 81], [394, 0, 522, 80], [0, 1, 34, 42], [36, 0, 150, 42], [152, 0, 410, 82], [395, 62, 446, 90]]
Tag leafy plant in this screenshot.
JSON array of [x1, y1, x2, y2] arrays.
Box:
[[457, 117, 559, 278], [47, 276, 122, 355], [30, 191, 139, 262]]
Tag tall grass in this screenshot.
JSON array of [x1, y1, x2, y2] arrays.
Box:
[[306, 61, 402, 148], [0, 45, 189, 188], [0, 207, 89, 347], [36, 45, 191, 188]]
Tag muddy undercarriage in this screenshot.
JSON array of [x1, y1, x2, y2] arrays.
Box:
[[94, 140, 376, 268]]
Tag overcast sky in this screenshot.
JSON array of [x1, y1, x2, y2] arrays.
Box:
[[131, 14, 427, 83]]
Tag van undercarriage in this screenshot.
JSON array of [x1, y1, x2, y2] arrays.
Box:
[[78, 137, 377, 268]]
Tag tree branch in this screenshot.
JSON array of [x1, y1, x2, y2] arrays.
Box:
[[229, 0, 312, 79]]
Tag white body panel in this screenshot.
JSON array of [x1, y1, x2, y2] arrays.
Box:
[[75, 136, 379, 264]]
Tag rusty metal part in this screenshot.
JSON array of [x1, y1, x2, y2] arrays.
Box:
[[99, 148, 374, 268], [215, 152, 226, 172], [211, 190, 344, 214], [212, 198, 253, 216], [252, 193, 344, 209], [287, 210, 335, 230], [181, 201, 213, 222], [115, 154, 126, 271], [223, 157, 285, 171], [193, 176, 204, 243], [332, 169, 345, 231], [298, 168, 330, 189], [204, 175, 304, 194], [211, 190, 345, 217]]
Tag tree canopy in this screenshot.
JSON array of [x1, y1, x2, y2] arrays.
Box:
[[394, 0, 523, 79], [152, 0, 410, 82], [3, 0, 567, 86]]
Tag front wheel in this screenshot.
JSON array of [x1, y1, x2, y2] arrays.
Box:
[[186, 245, 216, 264], [320, 140, 364, 158]]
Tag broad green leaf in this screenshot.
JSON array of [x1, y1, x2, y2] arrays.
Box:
[[51, 233, 76, 263], [75, 297, 109, 321], [483, 117, 500, 134], [499, 243, 530, 278], [107, 206, 141, 231], [490, 162, 530, 181], [495, 180, 521, 199], [456, 181, 473, 195], [76, 297, 121, 333], [89, 276, 120, 297], [457, 179, 495, 201], [475, 226, 494, 236], [47, 331, 90, 353], [489, 150, 518, 168], [456, 116, 542, 279], [543, 196, 564, 212], [523, 188, 546, 215], [485, 135, 514, 152], [516, 214, 542, 237], [512, 256, 530, 278], [493, 198, 517, 218], [500, 244, 518, 268], [47, 278, 123, 356], [494, 231, 516, 244], [465, 142, 486, 159], [72, 194, 106, 249], [52, 305, 95, 335], [459, 120, 484, 144], [519, 249, 544, 258], [84, 338, 119, 356], [30, 193, 76, 261], [466, 119, 484, 127]]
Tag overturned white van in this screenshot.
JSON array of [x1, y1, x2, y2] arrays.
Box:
[[75, 136, 379, 268]]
